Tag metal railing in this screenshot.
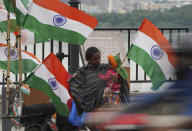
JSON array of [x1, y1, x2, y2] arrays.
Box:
[[95, 27, 189, 83], [0, 27, 189, 86]]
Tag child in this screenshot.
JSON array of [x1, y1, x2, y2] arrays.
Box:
[[98, 55, 122, 104]]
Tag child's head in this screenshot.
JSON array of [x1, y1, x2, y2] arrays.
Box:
[[108, 55, 118, 69]]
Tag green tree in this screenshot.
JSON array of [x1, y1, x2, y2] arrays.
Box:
[[92, 4, 192, 28]]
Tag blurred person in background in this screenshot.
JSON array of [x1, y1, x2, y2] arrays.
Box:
[[131, 32, 192, 130]]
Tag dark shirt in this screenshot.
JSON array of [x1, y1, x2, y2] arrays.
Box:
[[69, 63, 109, 113]]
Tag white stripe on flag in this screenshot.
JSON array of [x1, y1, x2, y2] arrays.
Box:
[[34, 64, 71, 104], [16, 0, 28, 15], [0, 9, 16, 22], [21, 51, 40, 64], [0, 46, 39, 64], [29, 3, 92, 38]]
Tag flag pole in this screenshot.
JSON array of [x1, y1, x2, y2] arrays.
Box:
[[5, 11, 11, 115], [17, 26, 24, 110], [18, 27, 22, 84]]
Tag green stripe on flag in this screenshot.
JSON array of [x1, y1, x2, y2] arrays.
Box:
[[21, 0, 30, 8], [21, 88, 30, 95], [0, 20, 18, 32], [24, 74, 69, 116], [3, 0, 15, 12], [23, 15, 86, 45], [15, 8, 26, 26], [0, 59, 38, 74], [127, 45, 166, 90], [15, 0, 32, 26]]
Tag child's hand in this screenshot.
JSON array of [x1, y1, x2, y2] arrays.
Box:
[[104, 87, 111, 94]]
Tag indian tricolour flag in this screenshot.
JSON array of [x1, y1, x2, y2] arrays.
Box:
[[127, 18, 177, 90], [23, 53, 71, 116], [21, 83, 30, 95], [0, 43, 40, 74], [23, 0, 98, 45]]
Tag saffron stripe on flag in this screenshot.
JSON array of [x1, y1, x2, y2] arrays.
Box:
[[43, 53, 69, 89], [22, 50, 41, 63]]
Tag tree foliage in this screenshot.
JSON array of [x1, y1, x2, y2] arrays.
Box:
[[92, 4, 192, 28]]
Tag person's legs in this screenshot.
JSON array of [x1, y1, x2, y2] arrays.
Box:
[[23, 103, 77, 130], [20, 103, 56, 126], [23, 103, 56, 116], [10, 103, 56, 128], [56, 113, 77, 131]]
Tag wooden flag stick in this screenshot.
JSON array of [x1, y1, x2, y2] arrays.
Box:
[[9, 37, 19, 57], [6, 11, 11, 115], [12, 26, 23, 51], [11, 26, 23, 56], [0, 68, 17, 87], [17, 26, 23, 106], [12, 36, 19, 50]]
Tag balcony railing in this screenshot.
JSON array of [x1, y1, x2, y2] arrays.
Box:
[[0, 27, 189, 86]]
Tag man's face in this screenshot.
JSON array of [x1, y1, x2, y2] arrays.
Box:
[[88, 53, 101, 67]]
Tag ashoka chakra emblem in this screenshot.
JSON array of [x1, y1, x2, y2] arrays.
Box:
[[150, 45, 163, 60], [53, 15, 67, 26], [5, 47, 18, 60], [48, 78, 58, 90]]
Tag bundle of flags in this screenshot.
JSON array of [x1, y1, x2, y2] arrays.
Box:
[[0, 0, 98, 117], [0, 42, 40, 95], [0, 6, 49, 45]]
